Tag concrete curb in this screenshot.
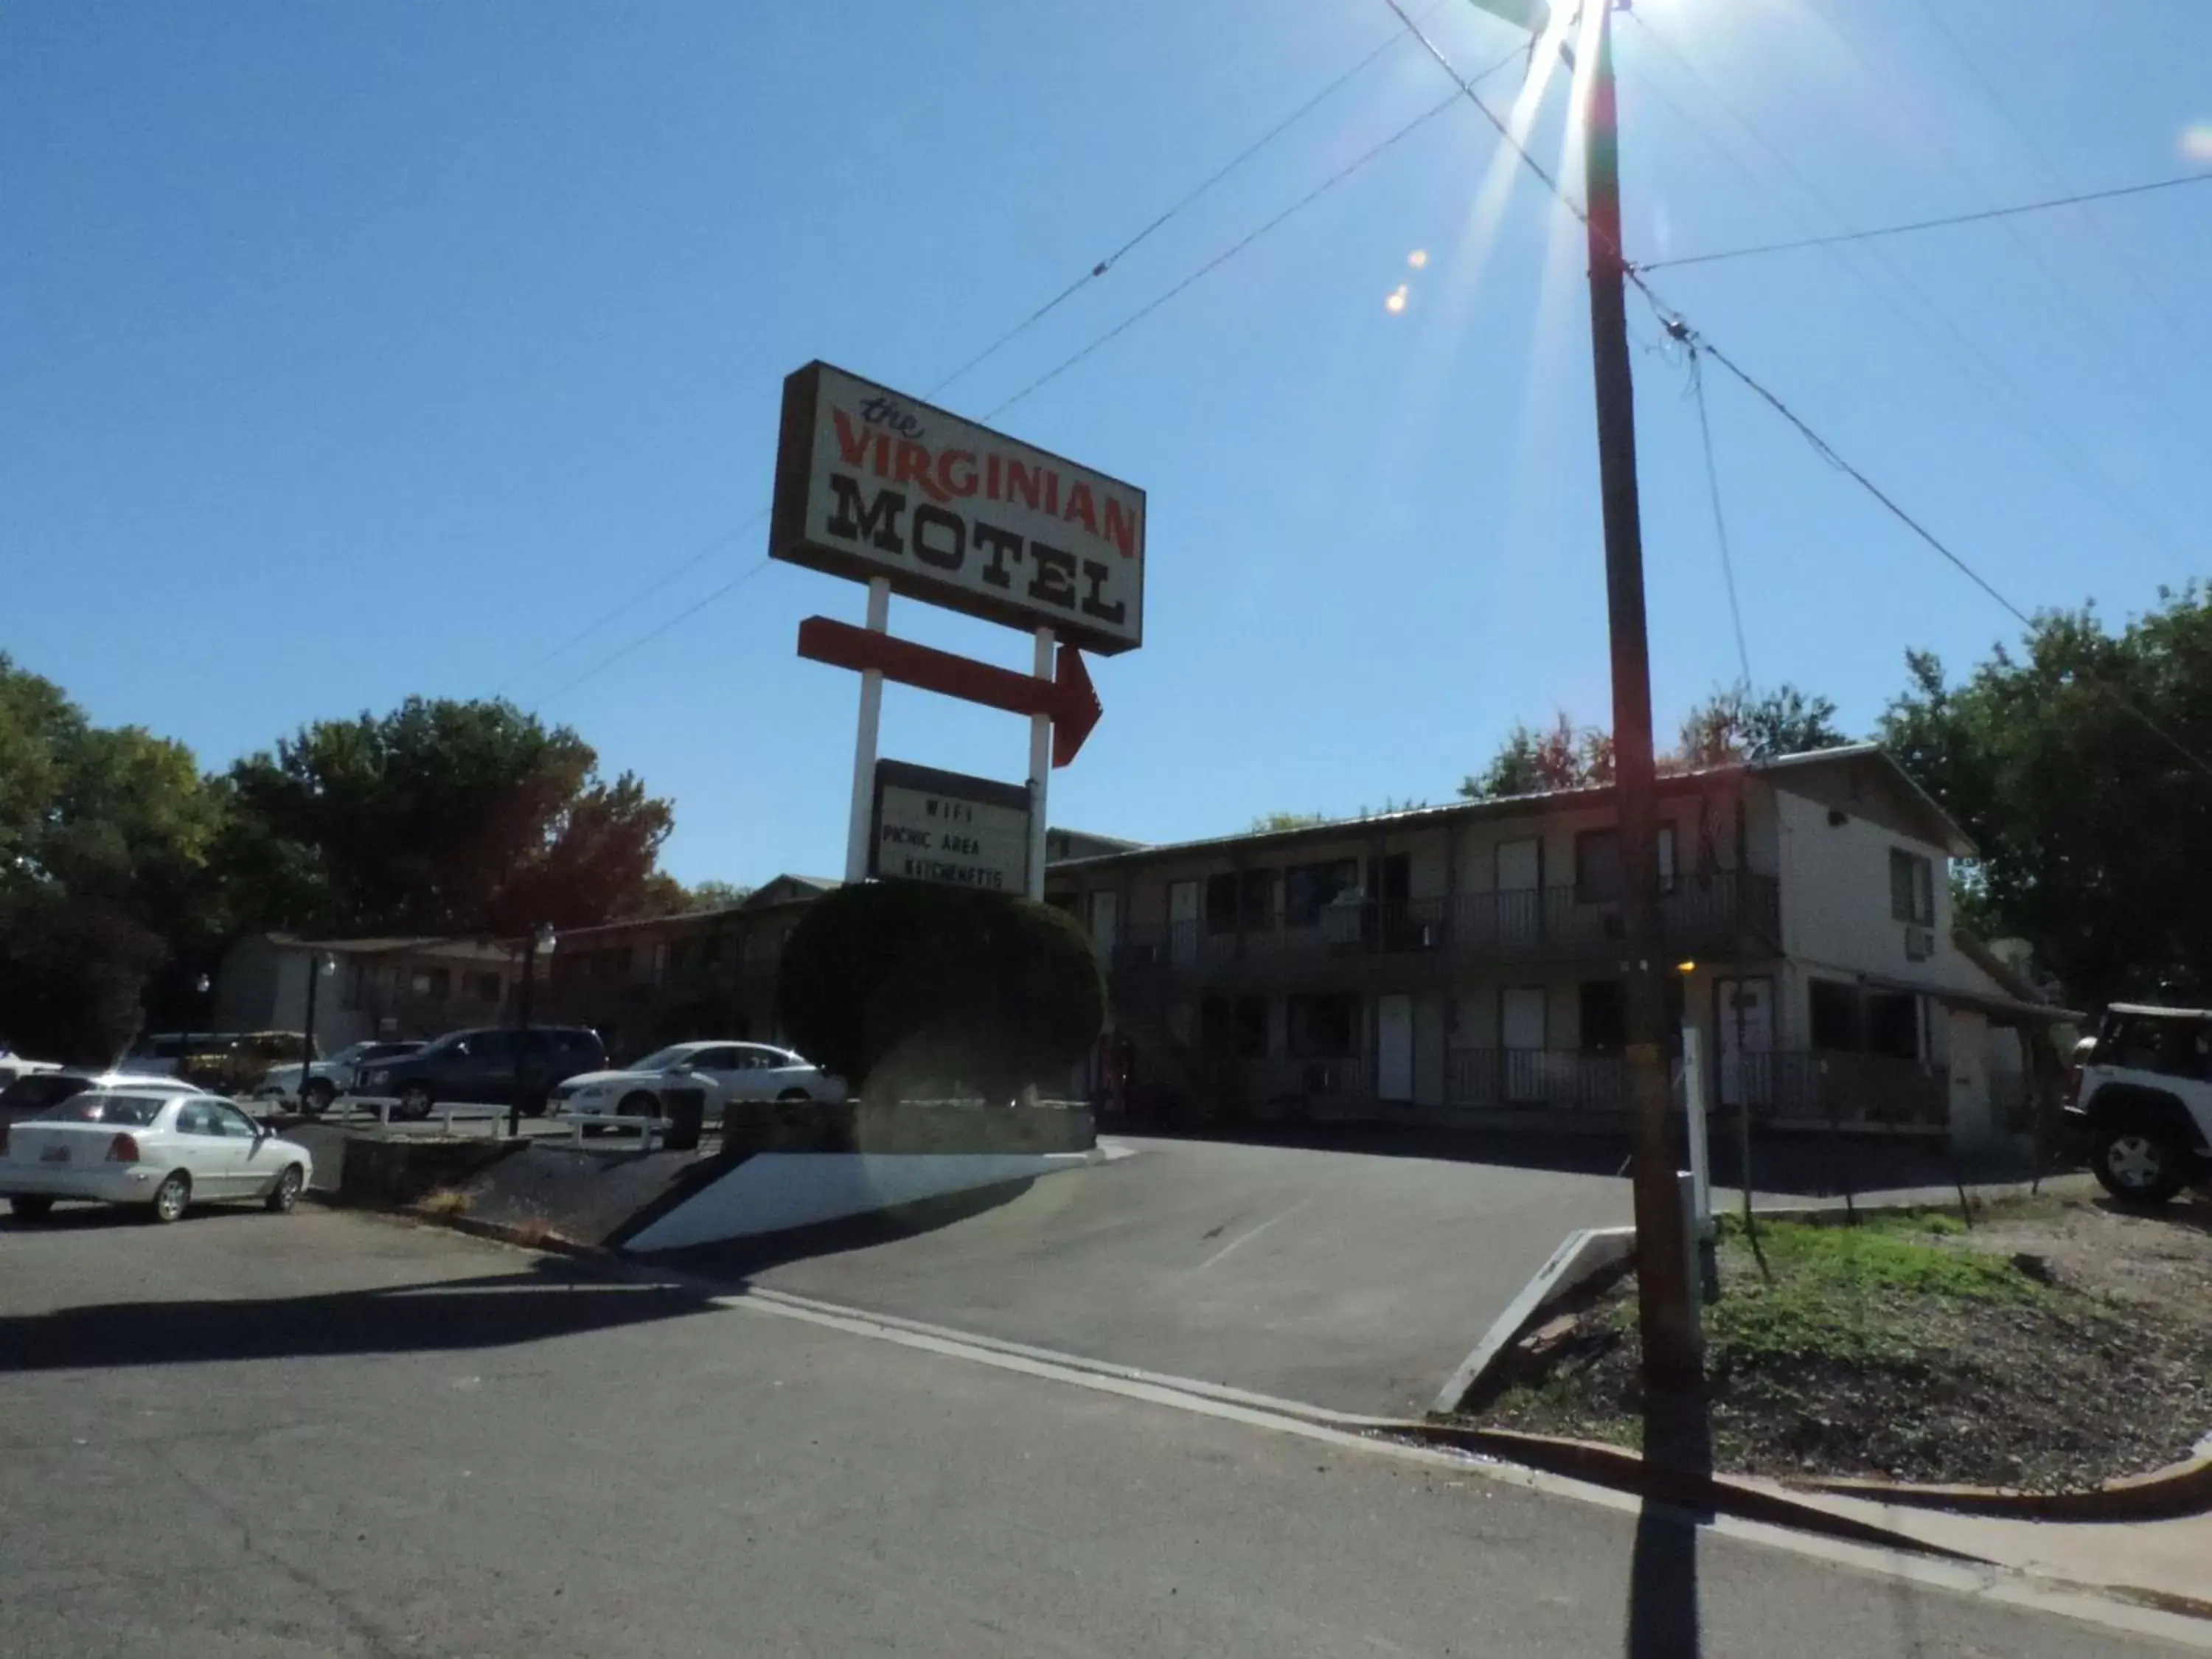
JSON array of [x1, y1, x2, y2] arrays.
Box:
[[1430, 1225, 1635, 1414], [1787, 1433, 2212, 1522]]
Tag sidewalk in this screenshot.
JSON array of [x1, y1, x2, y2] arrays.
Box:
[[1748, 1484, 2212, 1613]]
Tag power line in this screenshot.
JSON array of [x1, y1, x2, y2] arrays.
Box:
[[1626, 10, 2199, 571], [926, 0, 1453, 401], [983, 88, 1472, 421], [491, 11, 1470, 700], [1686, 347, 1752, 689], [1905, 0, 2212, 378], [1638, 173, 2212, 273], [1373, 0, 2212, 784], [532, 555, 776, 709], [493, 512, 764, 698], [1674, 319, 2212, 782]]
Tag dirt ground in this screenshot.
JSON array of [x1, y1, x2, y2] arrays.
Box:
[[1470, 1190, 2212, 1492]]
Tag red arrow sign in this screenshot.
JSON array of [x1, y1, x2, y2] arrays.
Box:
[[796, 616, 1103, 768]]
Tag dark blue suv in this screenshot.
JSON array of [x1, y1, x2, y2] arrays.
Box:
[[358, 1026, 605, 1119]]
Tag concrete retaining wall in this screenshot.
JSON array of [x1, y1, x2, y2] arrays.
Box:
[[622, 1150, 1089, 1253], [721, 1098, 1093, 1157]]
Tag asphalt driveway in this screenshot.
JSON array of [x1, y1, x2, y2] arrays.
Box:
[[700, 1135, 1636, 1416]]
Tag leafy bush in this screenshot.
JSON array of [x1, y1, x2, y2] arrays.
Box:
[[778, 882, 1104, 1102], [0, 892, 167, 1065]]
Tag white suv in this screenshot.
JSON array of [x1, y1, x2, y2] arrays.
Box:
[[2067, 1004, 2212, 1204]]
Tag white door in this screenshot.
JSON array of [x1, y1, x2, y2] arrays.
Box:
[[171, 1099, 250, 1196], [1495, 838, 1542, 946], [212, 1100, 281, 1196], [1088, 891, 1119, 956], [1714, 977, 1775, 1109], [1377, 995, 1413, 1101], [1500, 987, 1548, 1105], [1168, 880, 1200, 964]]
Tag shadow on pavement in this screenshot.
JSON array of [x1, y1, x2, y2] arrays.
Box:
[[0, 1258, 714, 1373], [2093, 1190, 2212, 1234], [640, 1175, 1039, 1281], [1627, 1391, 1716, 1659]]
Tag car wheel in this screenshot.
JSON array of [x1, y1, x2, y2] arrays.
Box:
[[150, 1171, 191, 1224], [398, 1083, 434, 1122], [265, 1164, 305, 1214], [776, 1088, 813, 1103], [302, 1079, 335, 1116], [619, 1091, 658, 1135], [9, 1196, 53, 1221], [2093, 1122, 2189, 1205]]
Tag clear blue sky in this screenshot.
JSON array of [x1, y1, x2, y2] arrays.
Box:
[[5, 0, 2208, 886]]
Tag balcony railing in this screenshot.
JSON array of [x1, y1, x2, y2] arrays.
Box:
[[1446, 1048, 1627, 1113], [1442, 1046, 1949, 1127], [1721, 1050, 1950, 1130], [1109, 872, 1778, 978]]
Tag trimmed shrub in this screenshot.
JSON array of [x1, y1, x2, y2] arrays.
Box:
[[778, 882, 1104, 1102]]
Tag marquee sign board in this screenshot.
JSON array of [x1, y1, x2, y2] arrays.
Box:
[[770, 361, 1146, 655], [869, 759, 1032, 893]]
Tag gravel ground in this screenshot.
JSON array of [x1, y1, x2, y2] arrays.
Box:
[[1472, 1192, 2212, 1492]]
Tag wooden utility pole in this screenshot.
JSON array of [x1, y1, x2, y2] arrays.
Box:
[[1581, 0, 1702, 1404]]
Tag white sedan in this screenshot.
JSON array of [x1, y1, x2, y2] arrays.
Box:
[[549, 1040, 845, 1126], [0, 1091, 313, 1223]]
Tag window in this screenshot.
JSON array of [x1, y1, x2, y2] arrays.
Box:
[[1573, 826, 1677, 902], [1865, 991, 1921, 1060], [1889, 849, 1935, 925], [1287, 994, 1360, 1058], [470, 973, 501, 1003], [1233, 995, 1268, 1059], [669, 939, 695, 974], [1579, 981, 1627, 1054], [1204, 873, 1239, 936], [208, 1102, 261, 1138], [702, 934, 725, 967], [42, 1092, 163, 1126], [2099, 1012, 2212, 1082], [175, 1102, 220, 1136], [1239, 869, 1276, 932], [1284, 860, 1358, 928], [409, 967, 451, 1001], [462, 1030, 515, 1063], [1809, 979, 1860, 1052]]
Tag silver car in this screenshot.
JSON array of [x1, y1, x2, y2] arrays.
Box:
[[549, 1040, 844, 1128]]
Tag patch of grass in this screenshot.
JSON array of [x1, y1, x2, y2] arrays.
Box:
[[1710, 1219, 2039, 1367]]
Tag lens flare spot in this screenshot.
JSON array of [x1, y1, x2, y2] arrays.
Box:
[[1407, 248, 1429, 268], [1385, 284, 1409, 314], [2184, 123, 2212, 162]]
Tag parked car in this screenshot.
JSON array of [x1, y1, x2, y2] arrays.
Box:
[[122, 1031, 308, 1093], [2066, 1004, 2212, 1204], [0, 1090, 312, 1223], [257, 1040, 426, 1113], [0, 1053, 61, 1088], [356, 1026, 606, 1120], [549, 1040, 845, 1129], [0, 1070, 206, 1129]]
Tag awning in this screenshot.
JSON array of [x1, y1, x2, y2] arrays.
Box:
[[1865, 978, 2083, 1025]]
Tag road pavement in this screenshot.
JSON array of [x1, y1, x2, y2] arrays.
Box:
[[690, 1134, 1637, 1416], [1, 1201, 2197, 1658]]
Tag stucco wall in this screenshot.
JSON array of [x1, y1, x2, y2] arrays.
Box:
[[1773, 787, 1986, 994]]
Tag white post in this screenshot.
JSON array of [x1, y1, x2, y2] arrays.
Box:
[[1681, 1024, 1711, 1229], [1026, 626, 1053, 901], [440, 1106, 453, 1138], [844, 577, 891, 884]]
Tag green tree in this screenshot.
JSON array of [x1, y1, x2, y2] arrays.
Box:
[[779, 883, 1105, 1102], [1459, 712, 1613, 799], [1880, 589, 2212, 1011], [1250, 811, 1327, 832], [223, 697, 674, 937], [684, 880, 756, 912], [1678, 683, 1849, 766]]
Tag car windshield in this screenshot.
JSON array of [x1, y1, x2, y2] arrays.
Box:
[[39, 1093, 169, 1127], [628, 1046, 699, 1072]]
